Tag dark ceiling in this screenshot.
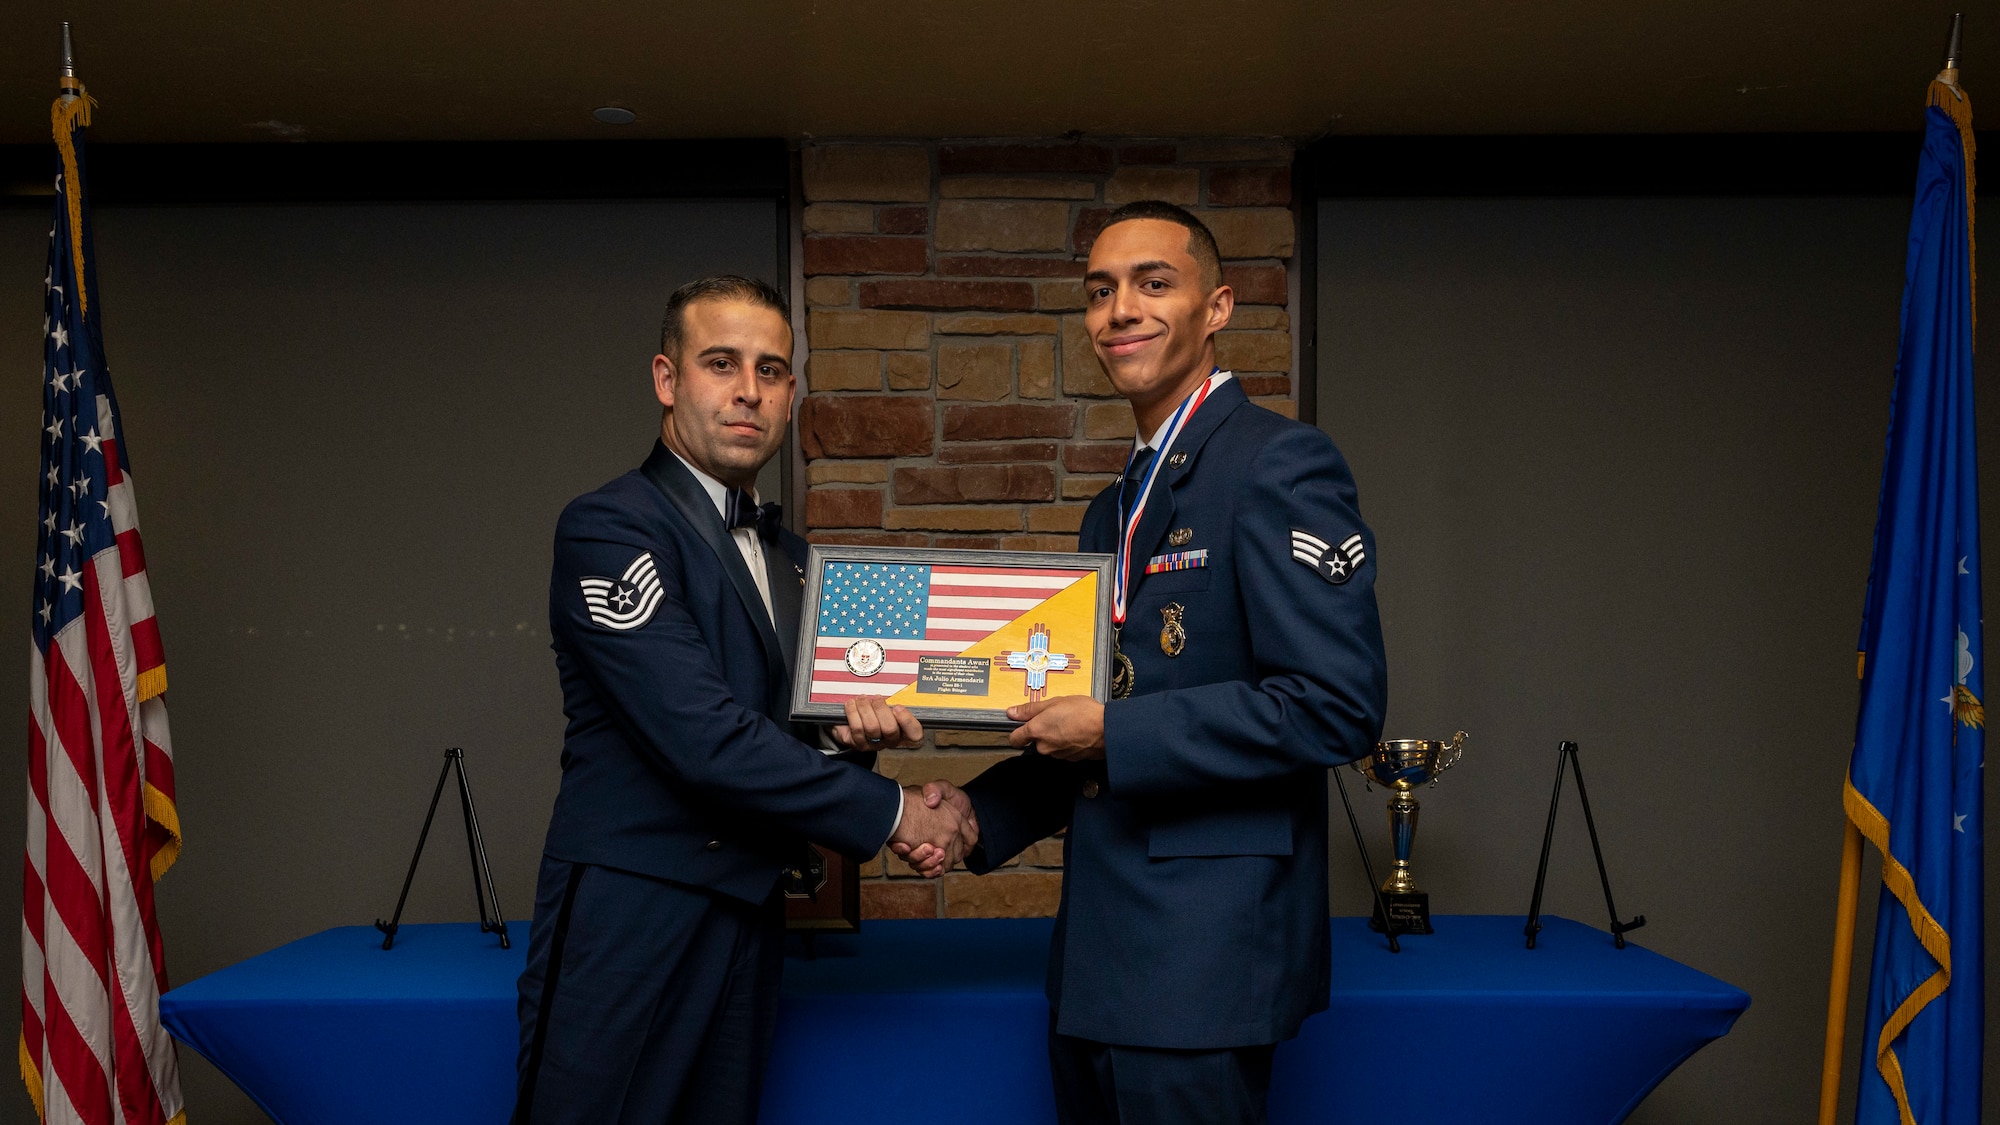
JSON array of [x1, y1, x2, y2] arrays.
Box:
[[0, 3, 1985, 144]]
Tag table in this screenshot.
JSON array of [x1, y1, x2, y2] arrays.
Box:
[[160, 915, 1747, 1125]]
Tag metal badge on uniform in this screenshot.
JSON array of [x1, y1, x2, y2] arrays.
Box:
[[1159, 602, 1187, 657], [580, 551, 665, 630], [1167, 451, 1188, 468], [1290, 530, 1366, 585], [1167, 527, 1193, 547]]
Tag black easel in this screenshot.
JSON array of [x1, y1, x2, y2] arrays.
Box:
[[1332, 768, 1400, 953], [1525, 741, 1644, 949], [376, 747, 510, 950]]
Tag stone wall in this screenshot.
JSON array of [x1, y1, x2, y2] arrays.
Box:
[[794, 138, 1298, 919]]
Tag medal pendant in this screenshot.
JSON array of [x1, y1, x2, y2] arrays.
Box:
[[1110, 629, 1135, 699], [1159, 602, 1187, 657]]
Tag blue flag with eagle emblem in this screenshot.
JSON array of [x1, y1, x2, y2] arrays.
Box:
[[1846, 90, 1981, 1125]]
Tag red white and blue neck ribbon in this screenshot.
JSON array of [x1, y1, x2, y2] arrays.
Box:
[[1113, 370, 1229, 627]]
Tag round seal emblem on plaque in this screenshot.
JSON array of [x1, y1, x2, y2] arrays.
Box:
[[844, 639, 886, 677]]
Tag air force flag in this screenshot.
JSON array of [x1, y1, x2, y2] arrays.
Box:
[[1845, 89, 1982, 1125]]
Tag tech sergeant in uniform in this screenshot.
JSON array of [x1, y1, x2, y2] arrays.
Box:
[[514, 277, 966, 1125], [908, 204, 1388, 1124]]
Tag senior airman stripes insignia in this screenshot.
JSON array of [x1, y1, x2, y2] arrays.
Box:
[[1291, 529, 1366, 585]]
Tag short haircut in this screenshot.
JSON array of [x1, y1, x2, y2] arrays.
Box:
[[658, 275, 791, 360], [1100, 201, 1222, 291]]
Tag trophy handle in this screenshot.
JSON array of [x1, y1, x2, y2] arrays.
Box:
[[1348, 758, 1374, 791], [1436, 730, 1468, 773]]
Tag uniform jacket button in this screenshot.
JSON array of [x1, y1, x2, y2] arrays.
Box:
[[706, 840, 723, 851], [1081, 780, 1100, 799]]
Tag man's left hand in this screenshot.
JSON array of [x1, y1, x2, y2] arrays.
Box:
[[1007, 696, 1105, 761], [831, 697, 924, 750]]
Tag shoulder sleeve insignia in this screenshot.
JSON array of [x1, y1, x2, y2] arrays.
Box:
[[1290, 530, 1366, 585], [579, 551, 665, 630]]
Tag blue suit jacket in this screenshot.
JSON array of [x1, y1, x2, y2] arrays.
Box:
[[540, 442, 902, 905], [964, 378, 1388, 1048]]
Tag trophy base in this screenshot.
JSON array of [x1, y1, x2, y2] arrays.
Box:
[[1370, 892, 1433, 935]]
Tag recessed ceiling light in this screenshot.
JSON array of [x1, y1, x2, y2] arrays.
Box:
[[592, 106, 636, 125]]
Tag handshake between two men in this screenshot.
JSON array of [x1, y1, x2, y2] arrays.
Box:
[[828, 693, 1105, 879], [827, 695, 979, 878]]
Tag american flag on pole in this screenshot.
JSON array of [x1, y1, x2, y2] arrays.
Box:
[[808, 562, 1092, 704], [23, 88, 186, 1125]]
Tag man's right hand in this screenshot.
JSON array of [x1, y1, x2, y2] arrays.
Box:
[[890, 785, 970, 878], [890, 781, 980, 877]]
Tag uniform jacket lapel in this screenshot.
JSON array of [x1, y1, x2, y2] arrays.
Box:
[[1126, 378, 1249, 600], [768, 534, 807, 694], [639, 443, 791, 713]]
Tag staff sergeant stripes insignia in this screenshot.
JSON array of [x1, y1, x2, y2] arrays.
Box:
[[1290, 529, 1366, 585], [581, 551, 665, 629]]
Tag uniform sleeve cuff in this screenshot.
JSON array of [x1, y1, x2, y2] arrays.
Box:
[[883, 786, 905, 851]]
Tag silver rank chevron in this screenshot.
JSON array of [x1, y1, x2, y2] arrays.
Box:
[[581, 551, 664, 629], [1291, 529, 1366, 586]]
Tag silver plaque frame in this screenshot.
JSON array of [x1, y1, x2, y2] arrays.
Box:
[[789, 545, 1115, 731]]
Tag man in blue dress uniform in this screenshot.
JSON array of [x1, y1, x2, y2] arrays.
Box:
[[905, 204, 1388, 1124], [513, 277, 967, 1124]]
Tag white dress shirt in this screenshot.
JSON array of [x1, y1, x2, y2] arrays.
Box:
[[1134, 370, 1234, 456]]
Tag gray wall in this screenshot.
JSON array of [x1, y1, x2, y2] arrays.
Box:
[[0, 198, 778, 1124], [1316, 196, 1995, 1123]]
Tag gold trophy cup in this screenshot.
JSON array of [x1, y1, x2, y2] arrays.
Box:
[[1352, 731, 1467, 934]]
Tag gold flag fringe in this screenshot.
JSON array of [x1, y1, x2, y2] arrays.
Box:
[[1845, 778, 1954, 1125], [50, 89, 96, 318], [136, 664, 167, 704], [18, 1032, 42, 1122], [145, 782, 183, 882], [1926, 78, 1975, 343]]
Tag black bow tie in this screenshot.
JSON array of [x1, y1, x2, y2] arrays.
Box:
[[725, 490, 783, 542]]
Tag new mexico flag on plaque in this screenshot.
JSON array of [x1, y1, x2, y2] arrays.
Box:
[[887, 573, 1099, 710]]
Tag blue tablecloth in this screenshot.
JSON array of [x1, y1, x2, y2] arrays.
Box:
[[160, 915, 1746, 1125]]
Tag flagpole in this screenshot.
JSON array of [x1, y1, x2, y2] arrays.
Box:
[[1927, 13, 1975, 343], [1816, 819, 1864, 1125], [58, 21, 78, 104], [1939, 10, 1963, 87]]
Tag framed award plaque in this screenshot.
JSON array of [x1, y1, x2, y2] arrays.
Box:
[[789, 545, 1115, 731]]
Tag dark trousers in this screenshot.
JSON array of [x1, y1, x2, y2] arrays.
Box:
[[513, 855, 784, 1125], [1049, 1017, 1277, 1125]]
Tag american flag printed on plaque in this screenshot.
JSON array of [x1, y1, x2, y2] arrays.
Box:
[[809, 563, 1095, 706]]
